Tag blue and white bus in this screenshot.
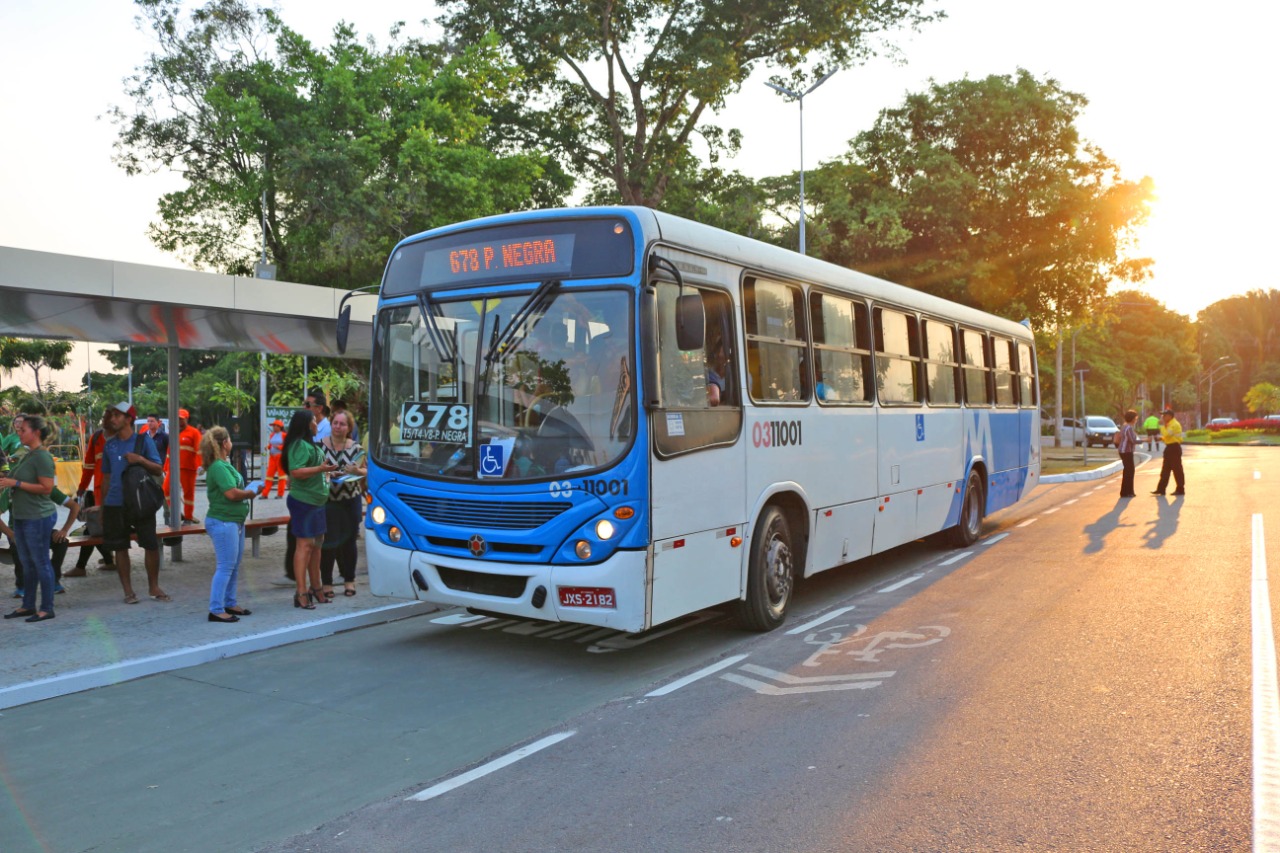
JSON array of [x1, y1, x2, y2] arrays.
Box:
[[340, 207, 1040, 632]]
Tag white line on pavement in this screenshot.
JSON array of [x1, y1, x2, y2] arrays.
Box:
[[939, 552, 971, 566], [1017, 518, 1039, 527], [645, 654, 749, 697], [1252, 514, 1280, 849], [982, 533, 1009, 546], [406, 731, 577, 802], [787, 606, 857, 635], [1044, 507, 1060, 514], [877, 575, 924, 594]]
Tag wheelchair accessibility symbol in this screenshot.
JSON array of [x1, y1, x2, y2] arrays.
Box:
[[479, 444, 505, 477]]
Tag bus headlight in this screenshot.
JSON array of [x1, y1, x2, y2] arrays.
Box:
[[595, 519, 616, 540], [371, 505, 386, 525], [575, 540, 592, 560]]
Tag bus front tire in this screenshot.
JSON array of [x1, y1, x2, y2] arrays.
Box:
[[734, 506, 793, 632], [948, 471, 984, 547]]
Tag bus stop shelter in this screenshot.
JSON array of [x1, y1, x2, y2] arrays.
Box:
[[0, 245, 376, 556]]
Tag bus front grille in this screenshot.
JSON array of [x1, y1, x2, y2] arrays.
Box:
[[401, 496, 571, 530], [436, 567, 528, 598]]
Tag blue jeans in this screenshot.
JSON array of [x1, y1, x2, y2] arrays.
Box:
[[16, 514, 57, 614], [206, 517, 244, 614]]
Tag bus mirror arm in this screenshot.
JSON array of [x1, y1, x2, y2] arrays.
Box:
[[648, 254, 704, 351], [336, 285, 380, 355]]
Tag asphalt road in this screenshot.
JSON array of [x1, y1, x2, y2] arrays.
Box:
[[2, 445, 1276, 852]]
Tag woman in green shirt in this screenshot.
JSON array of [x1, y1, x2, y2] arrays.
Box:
[[201, 426, 258, 623], [282, 410, 337, 610], [2, 415, 58, 622]]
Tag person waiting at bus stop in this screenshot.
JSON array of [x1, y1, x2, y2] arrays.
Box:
[[282, 409, 337, 609], [163, 408, 202, 524], [1150, 407, 1185, 496], [101, 402, 169, 604], [2, 415, 59, 622]]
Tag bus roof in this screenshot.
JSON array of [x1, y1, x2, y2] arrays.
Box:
[[392, 206, 1034, 342]]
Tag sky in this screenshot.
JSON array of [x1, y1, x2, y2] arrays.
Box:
[[2, 0, 1277, 389]]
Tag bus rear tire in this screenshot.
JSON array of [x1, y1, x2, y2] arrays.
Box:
[[948, 471, 984, 547], [734, 506, 793, 632]]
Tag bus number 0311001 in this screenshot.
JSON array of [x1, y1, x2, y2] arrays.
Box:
[[581, 479, 629, 497]]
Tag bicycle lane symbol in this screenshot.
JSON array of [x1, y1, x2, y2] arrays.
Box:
[[719, 623, 951, 696]]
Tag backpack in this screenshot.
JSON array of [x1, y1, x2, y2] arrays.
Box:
[[104, 434, 166, 519]]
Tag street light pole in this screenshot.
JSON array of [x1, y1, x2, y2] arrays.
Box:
[[766, 70, 836, 255], [1206, 358, 1236, 425]]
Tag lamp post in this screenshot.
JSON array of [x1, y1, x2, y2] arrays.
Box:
[[765, 70, 836, 255], [1205, 358, 1237, 425]]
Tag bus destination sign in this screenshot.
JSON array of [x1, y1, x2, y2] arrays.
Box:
[[423, 233, 576, 284]]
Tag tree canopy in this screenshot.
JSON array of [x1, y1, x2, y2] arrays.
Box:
[[0, 338, 73, 401], [111, 0, 567, 286], [804, 70, 1154, 330], [439, 0, 940, 207]]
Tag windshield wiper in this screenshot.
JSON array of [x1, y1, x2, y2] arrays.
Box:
[[476, 279, 560, 403], [416, 293, 456, 364]]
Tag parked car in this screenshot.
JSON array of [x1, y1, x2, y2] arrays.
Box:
[[1058, 416, 1119, 447], [1207, 418, 1234, 427]]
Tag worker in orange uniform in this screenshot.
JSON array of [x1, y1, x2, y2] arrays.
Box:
[[259, 419, 288, 498], [163, 408, 203, 524]]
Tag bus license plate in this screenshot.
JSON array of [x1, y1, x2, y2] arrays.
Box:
[[558, 587, 617, 609]]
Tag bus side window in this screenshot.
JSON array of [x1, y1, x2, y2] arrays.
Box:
[[810, 292, 872, 405], [961, 329, 991, 406], [1016, 342, 1037, 407], [923, 318, 960, 406], [873, 306, 921, 405], [744, 277, 809, 403], [993, 337, 1016, 407]]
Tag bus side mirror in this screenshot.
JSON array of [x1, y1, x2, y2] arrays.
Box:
[[336, 305, 352, 355], [676, 293, 704, 351]]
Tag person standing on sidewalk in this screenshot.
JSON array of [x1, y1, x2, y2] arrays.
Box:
[[101, 402, 169, 605], [260, 419, 288, 498], [1117, 409, 1139, 498], [201, 426, 257, 623], [1, 415, 58, 623], [1151, 407, 1185, 496], [163, 408, 202, 524], [319, 410, 365, 599], [282, 410, 337, 609]]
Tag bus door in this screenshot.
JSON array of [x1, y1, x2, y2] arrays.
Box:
[[647, 280, 745, 625]]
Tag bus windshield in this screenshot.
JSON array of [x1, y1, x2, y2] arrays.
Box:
[[374, 288, 634, 481]]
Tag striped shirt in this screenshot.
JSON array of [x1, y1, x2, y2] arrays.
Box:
[[1117, 423, 1138, 454]]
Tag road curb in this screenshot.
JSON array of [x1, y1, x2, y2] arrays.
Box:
[[0, 600, 438, 710], [1039, 451, 1153, 484]]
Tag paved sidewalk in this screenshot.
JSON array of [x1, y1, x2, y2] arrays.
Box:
[[0, 494, 435, 710]]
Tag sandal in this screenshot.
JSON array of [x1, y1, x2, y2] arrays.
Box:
[[310, 587, 333, 604], [150, 593, 173, 603], [123, 593, 140, 605], [293, 592, 315, 610], [343, 584, 357, 597]]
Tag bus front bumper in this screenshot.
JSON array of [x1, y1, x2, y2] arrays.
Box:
[[365, 532, 650, 633]]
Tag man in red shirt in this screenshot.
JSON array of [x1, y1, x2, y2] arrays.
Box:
[[162, 408, 202, 523]]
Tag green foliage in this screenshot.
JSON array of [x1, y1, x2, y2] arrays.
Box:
[[112, 0, 566, 286], [0, 338, 73, 400], [806, 70, 1154, 330], [1244, 382, 1280, 415], [440, 0, 940, 207]]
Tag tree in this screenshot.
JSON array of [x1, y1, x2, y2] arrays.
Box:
[[806, 70, 1154, 331], [1244, 382, 1280, 416], [112, 0, 567, 287], [439, 0, 941, 207], [0, 338, 73, 400]]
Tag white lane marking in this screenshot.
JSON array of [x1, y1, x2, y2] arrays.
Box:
[[645, 654, 749, 697], [877, 575, 925, 594], [1017, 518, 1039, 528], [1252, 514, 1280, 849], [982, 533, 1009, 546], [787, 606, 857, 635], [1258, 471, 1263, 480], [1063, 499, 1079, 505], [1044, 507, 1061, 514], [406, 731, 576, 802], [739, 663, 894, 684], [431, 613, 491, 626], [939, 552, 971, 566]]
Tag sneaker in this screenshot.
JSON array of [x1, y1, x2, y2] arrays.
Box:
[[11, 588, 22, 599], [269, 577, 296, 587], [55, 584, 66, 594]]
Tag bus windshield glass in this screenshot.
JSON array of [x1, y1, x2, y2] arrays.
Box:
[[374, 289, 634, 481]]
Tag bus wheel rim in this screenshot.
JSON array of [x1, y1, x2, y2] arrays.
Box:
[[766, 536, 792, 610]]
